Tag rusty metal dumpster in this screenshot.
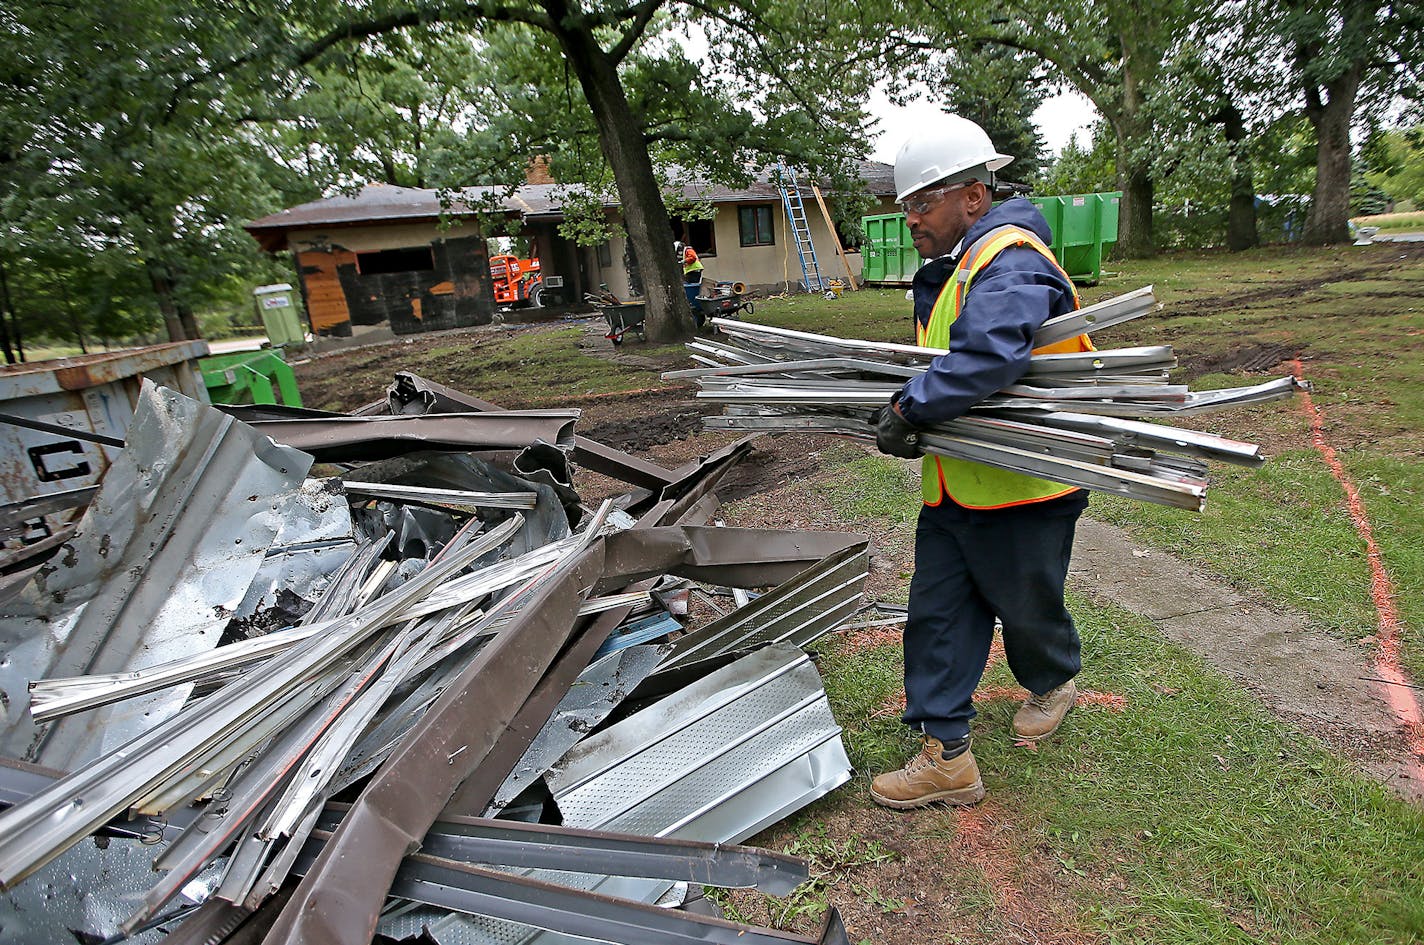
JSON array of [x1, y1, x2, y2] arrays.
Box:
[[0, 342, 209, 551]]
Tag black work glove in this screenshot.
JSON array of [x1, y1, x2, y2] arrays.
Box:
[[873, 403, 921, 459]]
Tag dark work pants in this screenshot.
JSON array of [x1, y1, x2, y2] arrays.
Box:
[[903, 497, 1085, 743]]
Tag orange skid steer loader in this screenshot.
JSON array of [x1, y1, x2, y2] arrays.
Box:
[[489, 254, 544, 307]]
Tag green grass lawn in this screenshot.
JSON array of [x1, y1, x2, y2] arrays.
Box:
[[815, 601, 1424, 944], [1353, 210, 1424, 232]]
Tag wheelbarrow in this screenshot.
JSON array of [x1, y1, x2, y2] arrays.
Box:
[[693, 286, 754, 329], [594, 300, 647, 345]]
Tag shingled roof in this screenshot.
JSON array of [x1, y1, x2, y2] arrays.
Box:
[[245, 162, 894, 252]]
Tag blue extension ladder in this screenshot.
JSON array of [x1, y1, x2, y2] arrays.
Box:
[[775, 161, 825, 293]]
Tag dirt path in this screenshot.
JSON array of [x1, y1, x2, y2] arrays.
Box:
[[1070, 517, 1424, 800]]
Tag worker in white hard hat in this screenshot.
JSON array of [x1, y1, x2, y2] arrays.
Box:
[[868, 113, 1095, 809]]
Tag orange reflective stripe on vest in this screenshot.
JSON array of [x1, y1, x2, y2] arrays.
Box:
[[917, 224, 1093, 509]]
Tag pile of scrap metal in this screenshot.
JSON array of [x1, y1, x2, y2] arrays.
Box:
[[0, 372, 872, 945], [668, 287, 1305, 511]]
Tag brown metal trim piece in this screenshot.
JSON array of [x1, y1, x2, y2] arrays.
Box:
[[239, 411, 579, 463], [439, 601, 634, 818], [387, 372, 682, 490], [230, 374, 683, 491], [631, 435, 758, 525]]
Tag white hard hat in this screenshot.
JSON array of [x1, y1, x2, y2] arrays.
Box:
[[893, 114, 1013, 202]]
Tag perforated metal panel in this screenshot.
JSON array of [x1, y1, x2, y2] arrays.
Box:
[[551, 659, 837, 831], [659, 545, 868, 669], [376, 644, 851, 945]]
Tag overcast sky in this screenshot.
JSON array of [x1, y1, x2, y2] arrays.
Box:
[[867, 86, 1100, 164]]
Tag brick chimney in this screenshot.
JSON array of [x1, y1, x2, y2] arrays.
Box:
[[525, 156, 555, 185]]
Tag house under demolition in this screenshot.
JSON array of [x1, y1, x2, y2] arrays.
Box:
[[243, 163, 897, 339]]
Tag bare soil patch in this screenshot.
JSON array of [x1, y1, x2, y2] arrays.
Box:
[[291, 322, 545, 411], [577, 389, 710, 454], [1164, 244, 1424, 319], [1176, 340, 1302, 380], [721, 799, 1103, 945]]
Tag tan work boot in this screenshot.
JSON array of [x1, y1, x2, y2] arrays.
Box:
[[869, 737, 985, 809], [1013, 679, 1078, 741]]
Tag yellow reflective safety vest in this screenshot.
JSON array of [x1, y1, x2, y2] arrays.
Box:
[[682, 247, 704, 278], [916, 224, 1094, 509]]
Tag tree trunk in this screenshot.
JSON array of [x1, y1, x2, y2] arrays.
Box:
[[147, 262, 188, 342], [0, 259, 18, 364], [1302, 66, 1360, 246], [412, 113, 426, 189], [541, 0, 692, 342], [1109, 66, 1154, 259], [61, 284, 89, 354], [1217, 104, 1258, 252], [179, 300, 200, 341], [1106, 30, 1156, 259], [1114, 131, 1155, 258]]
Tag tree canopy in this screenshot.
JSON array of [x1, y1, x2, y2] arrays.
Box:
[[2, 0, 1421, 358]]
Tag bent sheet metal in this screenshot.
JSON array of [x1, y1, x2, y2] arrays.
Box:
[[0, 381, 311, 769]]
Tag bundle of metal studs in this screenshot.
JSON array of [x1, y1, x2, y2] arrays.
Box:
[[666, 287, 1304, 511]]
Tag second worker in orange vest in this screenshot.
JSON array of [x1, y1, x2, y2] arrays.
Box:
[[868, 114, 1088, 810]]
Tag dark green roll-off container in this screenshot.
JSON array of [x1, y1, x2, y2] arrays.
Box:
[[860, 191, 1120, 285]]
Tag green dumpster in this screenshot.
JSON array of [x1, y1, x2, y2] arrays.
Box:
[[253, 283, 307, 350], [860, 191, 1120, 285], [1029, 191, 1121, 284], [862, 213, 919, 284], [199, 349, 302, 408], [1032, 196, 1064, 252]]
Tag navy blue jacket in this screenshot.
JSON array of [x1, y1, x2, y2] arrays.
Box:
[[896, 198, 1076, 427]]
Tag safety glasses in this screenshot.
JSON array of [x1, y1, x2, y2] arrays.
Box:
[[900, 180, 977, 216]]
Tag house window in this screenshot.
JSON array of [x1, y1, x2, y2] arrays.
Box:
[[836, 218, 864, 254], [673, 218, 716, 257], [356, 246, 435, 275], [597, 241, 612, 268], [739, 205, 775, 247]]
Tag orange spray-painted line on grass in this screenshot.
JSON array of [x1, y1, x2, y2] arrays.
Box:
[[952, 803, 1095, 945], [872, 686, 1127, 721], [840, 625, 903, 654], [1290, 360, 1424, 762], [986, 637, 1006, 668]]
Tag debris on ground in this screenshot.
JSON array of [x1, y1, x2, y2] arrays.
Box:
[[0, 372, 874, 945]]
